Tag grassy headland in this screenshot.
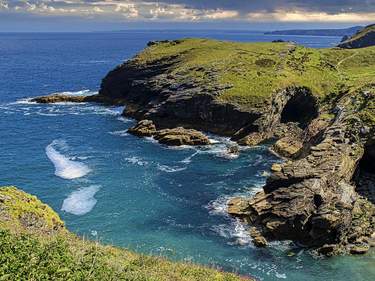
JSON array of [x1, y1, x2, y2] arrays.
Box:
[[132, 39, 375, 110]]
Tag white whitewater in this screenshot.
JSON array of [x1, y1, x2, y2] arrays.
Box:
[[46, 140, 91, 179], [62, 185, 100, 215]]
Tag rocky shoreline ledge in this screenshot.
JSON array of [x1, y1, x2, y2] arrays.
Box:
[[32, 37, 375, 256]]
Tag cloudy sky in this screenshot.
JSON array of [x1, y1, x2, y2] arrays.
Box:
[[0, 0, 374, 31]]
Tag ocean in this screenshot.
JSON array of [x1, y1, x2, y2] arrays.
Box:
[[0, 30, 374, 281]]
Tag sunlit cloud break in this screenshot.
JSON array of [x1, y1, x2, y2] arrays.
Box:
[[0, 0, 374, 22], [0, 0, 239, 21]]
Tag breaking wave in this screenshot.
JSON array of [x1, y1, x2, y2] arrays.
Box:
[[46, 140, 91, 179], [124, 156, 148, 166], [211, 219, 252, 246], [50, 89, 97, 96], [157, 164, 187, 173], [61, 185, 100, 215]]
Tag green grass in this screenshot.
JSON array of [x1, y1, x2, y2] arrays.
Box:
[[0, 187, 250, 281], [131, 38, 375, 109]]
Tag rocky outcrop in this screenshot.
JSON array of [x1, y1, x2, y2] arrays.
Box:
[[228, 90, 375, 255], [154, 128, 210, 146], [127, 119, 157, 137], [31, 39, 375, 255], [99, 45, 262, 137], [31, 94, 116, 104], [128, 119, 210, 146], [338, 24, 375, 49], [272, 136, 303, 158], [98, 41, 374, 254]]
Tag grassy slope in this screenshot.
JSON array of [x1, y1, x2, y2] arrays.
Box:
[[342, 24, 375, 43], [133, 39, 375, 112], [0, 187, 248, 281]]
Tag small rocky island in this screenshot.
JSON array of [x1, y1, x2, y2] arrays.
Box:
[[32, 27, 375, 256]]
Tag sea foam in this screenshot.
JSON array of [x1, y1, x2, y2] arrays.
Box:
[[46, 141, 91, 179], [51, 89, 97, 96], [157, 164, 187, 173], [61, 185, 100, 215]]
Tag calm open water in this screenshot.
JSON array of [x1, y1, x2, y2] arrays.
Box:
[[0, 31, 374, 281]]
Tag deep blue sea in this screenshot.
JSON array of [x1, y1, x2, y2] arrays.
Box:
[[0, 31, 374, 281]]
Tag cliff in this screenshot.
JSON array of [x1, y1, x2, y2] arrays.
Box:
[[33, 38, 375, 255], [265, 26, 363, 37], [0, 186, 250, 280], [97, 39, 375, 255], [338, 24, 375, 49]]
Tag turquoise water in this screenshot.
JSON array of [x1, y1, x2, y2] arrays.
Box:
[[0, 31, 374, 281]]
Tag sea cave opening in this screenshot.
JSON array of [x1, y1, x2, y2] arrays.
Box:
[[280, 89, 319, 129], [354, 141, 375, 204]]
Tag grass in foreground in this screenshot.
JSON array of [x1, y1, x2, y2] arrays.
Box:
[[0, 187, 250, 281]]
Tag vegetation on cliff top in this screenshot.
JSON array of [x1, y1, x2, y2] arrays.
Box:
[[132, 39, 375, 109], [0, 186, 249, 281], [338, 24, 375, 49]]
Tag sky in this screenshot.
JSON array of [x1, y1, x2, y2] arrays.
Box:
[[0, 0, 374, 31]]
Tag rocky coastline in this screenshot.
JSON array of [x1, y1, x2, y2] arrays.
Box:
[[32, 38, 375, 256]]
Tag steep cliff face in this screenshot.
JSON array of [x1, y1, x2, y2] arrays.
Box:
[[99, 47, 261, 136], [98, 38, 374, 136], [229, 89, 375, 255], [338, 24, 375, 49]]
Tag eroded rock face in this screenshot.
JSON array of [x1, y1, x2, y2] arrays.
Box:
[[128, 119, 210, 146], [272, 136, 303, 158], [99, 52, 262, 137], [32, 41, 374, 256], [228, 91, 375, 255]]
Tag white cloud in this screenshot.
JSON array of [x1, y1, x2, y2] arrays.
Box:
[[247, 10, 375, 22], [0, 0, 9, 10], [0, 0, 238, 21], [115, 2, 139, 18], [203, 10, 238, 20]]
